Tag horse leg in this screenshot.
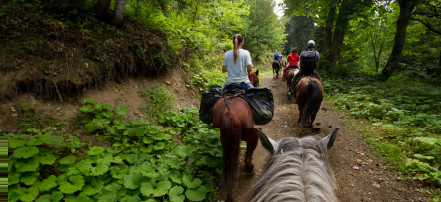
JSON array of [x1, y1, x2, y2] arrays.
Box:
[[243, 128, 257, 172]]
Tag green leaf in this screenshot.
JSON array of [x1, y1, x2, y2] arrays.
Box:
[[80, 178, 104, 196], [8, 172, 20, 185], [182, 174, 202, 189], [169, 170, 182, 184], [39, 134, 64, 144], [83, 98, 97, 104], [79, 104, 94, 113], [124, 172, 143, 189], [15, 157, 40, 172], [185, 185, 208, 201], [36, 194, 53, 202], [413, 154, 435, 160], [413, 137, 441, 145], [26, 137, 45, 145], [174, 145, 193, 158], [102, 110, 114, 118], [19, 187, 39, 202], [59, 175, 85, 194], [51, 191, 64, 201], [169, 186, 185, 202], [9, 138, 26, 148], [88, 146, 104, 155], [59, 156, 77, 164], [140, 180, 172, 197], [153, 142, 166, 150], [38, 175, 58, 192], [39, 154, 57, 165], [13, 146, 39, 158], [116, 105, 129, 116], [110, 164, 128, 179], [20, 175, 38, 185]]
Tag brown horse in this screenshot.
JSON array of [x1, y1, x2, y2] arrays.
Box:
[[295, 76, 324, 128], [272, 60, 281, 79], [286, 66, 299, 100], [212, 88, 258, 202], [249, 70, 259, 87]]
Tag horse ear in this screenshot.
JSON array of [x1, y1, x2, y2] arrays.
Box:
[[321, 128, 338, 150], [257, 129, 276, 155], [256, 69, 259, 76]]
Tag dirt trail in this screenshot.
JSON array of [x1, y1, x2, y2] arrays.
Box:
[[234, 75, 427, 202]]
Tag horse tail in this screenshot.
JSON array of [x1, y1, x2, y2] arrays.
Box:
[[303, 79, 322, 127], [220, 112, 241, 201]]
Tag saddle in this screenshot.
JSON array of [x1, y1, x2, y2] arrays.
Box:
[[221, 84, 249, 111]]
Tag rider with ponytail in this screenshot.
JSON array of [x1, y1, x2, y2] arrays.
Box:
[[222, 34, 254, 90]]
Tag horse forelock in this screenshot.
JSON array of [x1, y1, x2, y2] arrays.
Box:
[[247, 136, 337, 202]]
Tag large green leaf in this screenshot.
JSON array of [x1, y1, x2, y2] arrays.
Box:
[[185, 185, 209, 201], [123, 172, 143, 189], [169, 186, 185, 202], [13, 146, 39, 158], [88, 146, 104, 155], [79, 178, 104, 196], [20, 175, 38, 185], [37, 175, 58, 192], [19, 187, 39, 202], [9, 138, 26, 148], [59, 156, 77, 165], [39, 154, 57, 165], [110, 164, 129, 179], [8, 172, 20, 185], [174, 145, 193, 158], [140, 180, 172, 197], [39, 134, 64, 144], [414, 137, 441, 145], [59, 175, 85, 194], [15, 157, 40, 172], [182, 174, 202, 189], [116, 105, 129, 116], [79, 104, 94, 113]]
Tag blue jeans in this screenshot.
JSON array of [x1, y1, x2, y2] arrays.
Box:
[[223, 83, 254, 91]]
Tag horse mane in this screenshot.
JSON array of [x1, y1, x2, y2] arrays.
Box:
[[247, 135, 337, 202]]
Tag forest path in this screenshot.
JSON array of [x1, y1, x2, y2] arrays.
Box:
[[234, 75, 427, 201]]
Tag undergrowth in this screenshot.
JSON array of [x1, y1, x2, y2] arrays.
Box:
[[8, 99, 222, 202], [324, 76, 441, 193]]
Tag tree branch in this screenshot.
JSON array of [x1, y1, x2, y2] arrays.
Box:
[[411, 17, 441, 35]]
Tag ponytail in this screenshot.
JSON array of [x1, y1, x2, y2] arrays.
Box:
[[232, 34, 244, 65]]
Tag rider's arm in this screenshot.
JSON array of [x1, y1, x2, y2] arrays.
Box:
[[298, 58, 301, 70], [222, 65, 228, 73], [247, 64, 253, 74]]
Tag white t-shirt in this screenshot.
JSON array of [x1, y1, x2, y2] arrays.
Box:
[[223, 49, 252, 85]]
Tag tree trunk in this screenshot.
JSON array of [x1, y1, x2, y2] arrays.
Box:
[[96, 0, 111, 20], [381, 0, 420, 80], [329, 0, 353, 65], [323, 0, 338, 58], [111, 0, 125, 26]]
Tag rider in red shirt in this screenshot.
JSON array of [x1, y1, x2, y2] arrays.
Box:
[[282, 48, 299, 79]]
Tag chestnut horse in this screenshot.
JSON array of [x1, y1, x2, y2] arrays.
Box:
[[295, 76, 324, 128], [285, 65, 299, 100], [212, 75, 259, 201], [249, 70, 259, 87], [272, 60, 281, 79]]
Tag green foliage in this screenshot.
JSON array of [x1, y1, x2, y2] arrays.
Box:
[[140, 84, 175, 119], [187, 69, 226, 91], [9, 99, 222, 201], [325, 76, 441, 187]]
